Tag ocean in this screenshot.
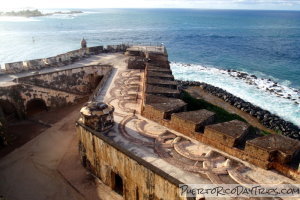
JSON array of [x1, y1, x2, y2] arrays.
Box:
[[0, 9, 299, 126]]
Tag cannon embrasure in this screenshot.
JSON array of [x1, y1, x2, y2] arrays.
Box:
[[79, 101, 114, 132]]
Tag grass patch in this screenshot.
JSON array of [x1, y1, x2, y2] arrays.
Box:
[[181, 91, 246, 123]]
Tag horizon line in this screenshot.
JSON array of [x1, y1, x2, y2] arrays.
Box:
[[1, 7, 300, 12]]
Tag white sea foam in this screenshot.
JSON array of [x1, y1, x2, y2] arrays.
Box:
[[171, 62, 300, 127]]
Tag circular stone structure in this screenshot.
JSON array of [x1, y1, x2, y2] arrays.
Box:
[[79, 101, 114, 132]]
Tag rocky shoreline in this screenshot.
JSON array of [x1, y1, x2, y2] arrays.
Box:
[[178, 80, 300, 140], [226, 69, 300, 105]]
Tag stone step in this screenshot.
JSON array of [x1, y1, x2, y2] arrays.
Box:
[[146, 77, 178, 89], [146, 71, 174, 81], [145, 85, 180, 98]]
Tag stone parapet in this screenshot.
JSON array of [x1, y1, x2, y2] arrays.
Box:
[[1, 44, 129, 74], [245, 134, 300, 164], [132, 48, 300, 180], [204, 120, 250, 148], [170, 109, 216, 135]]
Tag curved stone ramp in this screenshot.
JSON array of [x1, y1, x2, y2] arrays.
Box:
[[118, 115, 154, 147], [153, 132, 261, 185], [173, 137, 210, 161], [227, 168, 257, 185], [135, 120, 165, 139]]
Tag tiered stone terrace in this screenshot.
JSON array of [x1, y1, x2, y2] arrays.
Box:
[[76, 45, 300, 199], [1, 44, 299, 200]]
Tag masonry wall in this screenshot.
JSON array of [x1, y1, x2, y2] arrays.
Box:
[[17, 65, 112, 94], [0, 83, 84, 116], [136, 50, 300, 181], [1, 44, 129, 74], [77, 124, 187, 200]]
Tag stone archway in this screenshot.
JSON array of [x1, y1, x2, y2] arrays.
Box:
[[26, 98, 48, 116]]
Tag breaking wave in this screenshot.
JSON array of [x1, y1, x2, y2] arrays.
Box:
[[171, 62, 300, 127]]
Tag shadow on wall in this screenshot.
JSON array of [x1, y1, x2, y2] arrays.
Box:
[[0, 99, 19, 122]]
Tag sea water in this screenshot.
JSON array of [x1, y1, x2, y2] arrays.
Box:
[[0, 9, 299, 126]]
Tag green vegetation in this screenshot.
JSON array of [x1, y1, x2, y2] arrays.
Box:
[[261, 130, 272, 135], [181, 91, 246, 123], [181, 91, 273, 138]]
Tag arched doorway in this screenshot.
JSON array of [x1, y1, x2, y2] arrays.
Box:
[[26, 99, 47, 116], [0, 99, 18, 122]]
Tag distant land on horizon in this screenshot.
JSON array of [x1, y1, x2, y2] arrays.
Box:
[[0, 9, 83, 17]]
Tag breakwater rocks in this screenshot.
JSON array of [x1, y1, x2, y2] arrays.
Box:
[[226, 69, 300, 105], [171, 62, 300, 105], [178, 80, 300, 140]]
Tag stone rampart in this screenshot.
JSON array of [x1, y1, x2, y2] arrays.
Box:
[[16, 65, 112, 95], [1, 44, 129, 74], [77, 123, 186, 200], [178, 81, 300, 140], [137, 51, 300, 180]]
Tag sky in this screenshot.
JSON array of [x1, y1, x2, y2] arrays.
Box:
[[1, 0, 300, 10]]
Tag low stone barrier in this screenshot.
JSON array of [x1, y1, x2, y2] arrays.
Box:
[[177, 80, 300, 140], [1, 44, 130, 75]]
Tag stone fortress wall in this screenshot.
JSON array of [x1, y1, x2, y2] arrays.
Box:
[[73, 45, 300, 200], [77, 124, 186, 200], [0, 44, 129, 121], [178, 81, 300, 140], [0, 44, 128, 74], [135, 50, 300, 180], [0, 65, 112, 119]]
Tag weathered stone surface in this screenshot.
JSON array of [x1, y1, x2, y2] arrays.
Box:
[[146, 77, 177, 89], [245, 134, 300, 164], [178, 80, 300, 140], [77, 125, 185, 200], [1, 44, 128, 75], [142, 95, 187, 121], [127, 56, 146, 69], [2, 61, 24, 73], [204, 120, 250, 147], [146, 52, 169, 68], [79, 101, 114, 132], [170, 109, 216, 134], [145, 85, 180, 98], [146, 65, 171, 73], [17, 65, 111, 95], [146, 71, 174, 80]]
